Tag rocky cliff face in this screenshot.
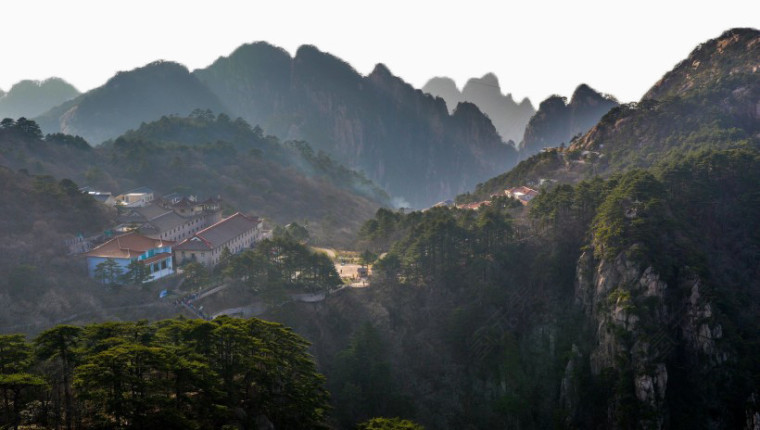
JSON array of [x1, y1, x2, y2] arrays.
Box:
[[571, 246, 738, 428], [644, 28, 760, 102]]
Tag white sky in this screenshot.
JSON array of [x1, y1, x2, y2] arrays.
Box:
[[1, 0, 758, 104]]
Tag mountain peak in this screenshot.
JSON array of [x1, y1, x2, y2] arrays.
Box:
[[0, 77, 80, 119], [370, 63, 393, 78], [518, 97, 534, 109], [520, 86, 618, 157], [477, 72, 500, 89], [425, 73, 535, 143], [569, 83, 609, 106], [227, 41, 291, 62], [644, 27, 760, 101], [463, 73, 501, 95], [37, 59, 225, 145]]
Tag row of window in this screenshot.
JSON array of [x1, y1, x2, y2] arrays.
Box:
[[149, 259, 169, 273]]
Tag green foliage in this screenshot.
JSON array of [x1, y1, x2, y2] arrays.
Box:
[[181, 262, 209, 291], [366, 203, 516, 289], [120, 259, 152, 285], [225, 236, 340, 296], [0, 117, 43, 140], [330, 323, 413, 428], [591, 170, 670, 261], [45, 133, 91, 150], [0, 318, 330, 429], [273, 221, 311, 243], [94, 258, 123, 285]]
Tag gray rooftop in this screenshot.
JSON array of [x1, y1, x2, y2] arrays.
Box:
[[175, 213, 259, 251]]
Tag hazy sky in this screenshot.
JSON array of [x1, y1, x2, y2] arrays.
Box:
[[2, 0, 758, 104]]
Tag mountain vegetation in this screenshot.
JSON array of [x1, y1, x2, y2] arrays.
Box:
[[0, 78, 79, 119], [1, 113, 388, 245], [0, 317, 330, 429], [223, 236, 341, 299], [422, 74, 536, 144], [269, 144, 760, 429], [257, 28, 760, 429], [0, 158, 115, 330]]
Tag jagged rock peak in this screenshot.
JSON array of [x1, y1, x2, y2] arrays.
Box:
[[293, 44, 362, 80], [369, 62, 393, 78], [519, 97, 534, 109], [452, 101, 485, 116], [464, 73, 501, 92], [570, 83, 612, 105]]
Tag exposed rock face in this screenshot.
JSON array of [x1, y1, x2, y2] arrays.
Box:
[[574, 247, 731, 429], [520, 84, 618, 158], [644, 28, 760, 101], [422, 73, 535, 144]]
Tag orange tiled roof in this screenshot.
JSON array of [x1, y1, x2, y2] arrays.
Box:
[[85, 232, 174, 259]]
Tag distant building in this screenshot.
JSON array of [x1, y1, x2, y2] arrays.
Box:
[[505, 186, 539, 205], [84, 232, 174, 282], [79, 186, 117, 207], [174, 213, 264, 268], [456, 201, 492, 210], [116, 197, 222, 242], [115, 186, 155, 207]]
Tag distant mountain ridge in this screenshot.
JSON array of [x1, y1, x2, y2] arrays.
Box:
[[36, 61, 227, 145], [195, 43, 518, 208], [0, 78, 79, 119], [31, 43, 520, 208], [422, 74, 535, 144], [519, 84, 618, 157]]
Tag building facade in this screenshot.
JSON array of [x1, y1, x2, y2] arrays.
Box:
[[174, 213, 264, 268], [84, 232, 175, 283]]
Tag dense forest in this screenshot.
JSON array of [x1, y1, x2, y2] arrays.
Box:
[[0, 317, 330, 429], [268, 146, 760, 429]]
